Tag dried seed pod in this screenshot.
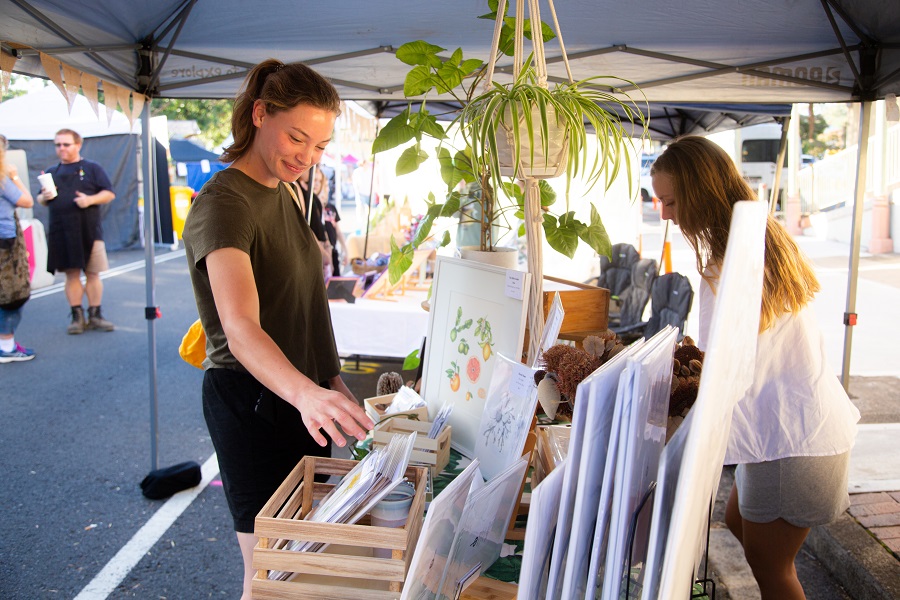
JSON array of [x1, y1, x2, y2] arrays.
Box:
[[689, 359, 703, 375], [376, 372, 404, 396], [682, 335, 696, 346], [582, 335, 605, 358], [673, 358, 682, 374]]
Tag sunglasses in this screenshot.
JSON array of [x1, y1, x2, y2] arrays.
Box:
[[55, 142, 75, 147]]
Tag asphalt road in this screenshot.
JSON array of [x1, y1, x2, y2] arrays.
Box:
[[1, 246, 242, 599]]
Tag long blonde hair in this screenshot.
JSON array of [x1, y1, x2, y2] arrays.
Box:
[[651, 135, 819, 331]]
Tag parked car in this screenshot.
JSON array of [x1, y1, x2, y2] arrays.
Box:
[[639, 153, 658, 202]]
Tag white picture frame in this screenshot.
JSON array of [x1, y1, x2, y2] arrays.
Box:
[[421, 256, 531, 457]]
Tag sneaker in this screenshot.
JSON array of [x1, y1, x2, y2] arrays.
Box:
[[0, 343, 36, 363], [68, 306, 86, 335], [87, 306, 115, 332]]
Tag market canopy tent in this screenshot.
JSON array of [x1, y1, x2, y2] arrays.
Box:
[[2, 0, 895, 464], [2, 0, 896, 103], [169, 138, 226, 190]]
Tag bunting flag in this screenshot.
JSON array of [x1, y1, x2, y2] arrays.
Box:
[[103, 81, 121, 125], [0, 49, 16, 96], [39, 53, 66, 98], [61, 63, 81, 114], [115, 85, 133, 126], [80, 72, 100, 117], [131, 92, 145, 125]]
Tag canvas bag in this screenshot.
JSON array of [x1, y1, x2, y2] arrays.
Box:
[[0, 213, 31, 309]]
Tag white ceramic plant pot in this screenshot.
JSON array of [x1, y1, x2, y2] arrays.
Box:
[[459, 246, 519, 269], [496, 103, 569, 180]]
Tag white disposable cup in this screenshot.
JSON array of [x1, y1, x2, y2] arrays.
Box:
[[370, 482, 416, 558], [38, 173, 57, 199]]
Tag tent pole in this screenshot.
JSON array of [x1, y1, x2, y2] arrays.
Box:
[[770, 116, 790, 213], [140, 102, 160, 471], [840, 101, 872, 391]]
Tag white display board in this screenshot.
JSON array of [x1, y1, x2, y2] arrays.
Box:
[[653, 201, 768, 597]]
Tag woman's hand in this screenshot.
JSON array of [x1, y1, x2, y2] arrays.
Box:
[[291, 385, 372, 447]]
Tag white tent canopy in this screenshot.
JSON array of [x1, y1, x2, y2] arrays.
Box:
[[1, 0, 897, 105], [0, 85, 140, 138]]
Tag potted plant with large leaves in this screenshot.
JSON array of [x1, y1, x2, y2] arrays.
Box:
[[375, 0, 646, 289]]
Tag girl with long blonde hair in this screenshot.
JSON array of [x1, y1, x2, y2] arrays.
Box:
[[652, 136, 859, 600]]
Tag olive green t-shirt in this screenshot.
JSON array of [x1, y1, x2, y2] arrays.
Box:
[[182, 168, 340, 384]]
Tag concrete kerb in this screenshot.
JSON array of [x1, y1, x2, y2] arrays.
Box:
[[806, 514, 900, 600]]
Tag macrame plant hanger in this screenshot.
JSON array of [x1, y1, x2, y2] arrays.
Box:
[[484, 0, 575, 365]]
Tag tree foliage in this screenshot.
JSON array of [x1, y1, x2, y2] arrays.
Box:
[[151, 98, 233, 148]]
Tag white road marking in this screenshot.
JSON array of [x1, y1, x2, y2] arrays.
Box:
[[29, 250, 187, 299], [73, 453, 219, 600]]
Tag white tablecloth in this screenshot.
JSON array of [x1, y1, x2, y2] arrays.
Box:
[[328, 289, 430, 359]]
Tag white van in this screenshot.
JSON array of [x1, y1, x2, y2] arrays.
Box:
[[734, 123, 787, 205]]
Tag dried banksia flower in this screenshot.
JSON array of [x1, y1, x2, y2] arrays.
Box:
[[376, 371, 404, 396], [555, 348, 602, 401], [541, 344, 580, 374]]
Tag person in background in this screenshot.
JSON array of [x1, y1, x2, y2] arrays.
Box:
[[37, 128, 116, 334], [295, 164, 332, 272], [318, 167, 349, 276], [181, 59, 373, 599], [0, 134, 36, 362], [651, 136, 859, 600]]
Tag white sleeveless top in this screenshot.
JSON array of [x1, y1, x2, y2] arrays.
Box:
[[699, 269, 860, 465]]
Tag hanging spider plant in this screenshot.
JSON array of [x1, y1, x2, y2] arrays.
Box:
[[456, 58, 645, 208]]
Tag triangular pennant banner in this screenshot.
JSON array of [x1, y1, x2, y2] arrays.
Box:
[[0, 49, 16, 97], [130, 93, 145, 129], [116, 85, 133, 125], [80, 72, 100, 118], [39, 53, 66, 99], [103, 81, 120, 125], [61, 63, 82, 114]]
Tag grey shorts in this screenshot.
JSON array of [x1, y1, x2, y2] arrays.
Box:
[[735, 452, 851, 528]]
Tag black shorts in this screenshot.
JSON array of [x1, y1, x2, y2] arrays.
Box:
[[202, 368, 331, 533]]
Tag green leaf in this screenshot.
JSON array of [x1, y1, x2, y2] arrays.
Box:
[[396, 144, 429, 176], [372, 112, 415, 154], [409, 110, 448, 141], [411, 213, 436, 247], [440, 193, 462, 217], [578, 204, 612, 257], [404, 65, 437, 97], [543, 214, 579, 258], [396, 41, 445, 68], [440, 230, 451, 246], [402, 348, 421, 371], [388, 236, 414, 285], [538, 180, 557, 207], [438, 148, 463, 190]]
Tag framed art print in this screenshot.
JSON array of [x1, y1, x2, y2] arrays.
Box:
[[421, 256, 531, 458]]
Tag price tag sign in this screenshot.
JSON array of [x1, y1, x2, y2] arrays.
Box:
[[509, 361, 535, 397], [505, 269, 525, 300]]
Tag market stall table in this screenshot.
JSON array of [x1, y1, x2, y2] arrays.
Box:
[[328, 288, 430, 359]]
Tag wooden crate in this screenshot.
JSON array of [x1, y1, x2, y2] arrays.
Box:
[[372, 417, 451, 478], [364, 393, 430, 424], [542, 284, 610, 333], [252, 456, 429, 599]]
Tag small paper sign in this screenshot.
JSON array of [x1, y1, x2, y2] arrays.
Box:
[[509, 361, 535, 397], [504, 269, 525, 300]]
